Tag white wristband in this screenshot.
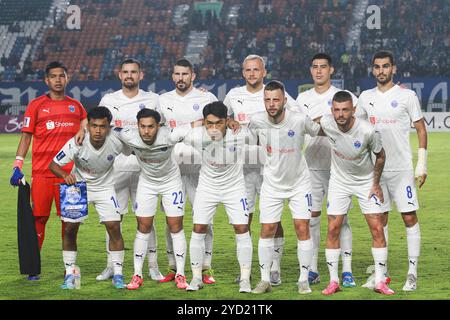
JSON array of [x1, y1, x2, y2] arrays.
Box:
[[415, 148, 427, 177], [16, 155, 24, 161]]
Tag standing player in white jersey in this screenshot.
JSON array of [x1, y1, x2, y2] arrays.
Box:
[[115, 108, 188, 290], [224, 54, 300, 285], [49, 107, 127, 289], [357, 51, 427, 291], [250, 81, 319, 295], [296, 53, 358, 287], [317, 91, 394, 296], [172, 102, 253, 293], [96, 58, 164, 282], [159, 58, 218, 285]]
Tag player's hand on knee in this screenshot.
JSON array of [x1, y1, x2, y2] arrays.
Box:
[[63, 173, 77, 185], [369, 184, 384, 204], [10, 167, 25, 186]]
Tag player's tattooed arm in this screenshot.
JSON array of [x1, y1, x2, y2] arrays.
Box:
[[369, 147, 385, 203], [413, 118, 428, 188]]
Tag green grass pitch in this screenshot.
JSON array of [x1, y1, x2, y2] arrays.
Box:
[[0, 133, 449, 300]]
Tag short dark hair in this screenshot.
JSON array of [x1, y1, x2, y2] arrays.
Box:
[[311, 53, 332, 66], [203, 101, 228, 119], [120, 58, 142, 70], [372, 50, 395, 66], [264, 80, 285, 93], [332, 91, 353, 104], [45, 61, 67, 76], [136, 108, 161, 123], [88, 106, 112, 123], [174, 58, 193, 72]]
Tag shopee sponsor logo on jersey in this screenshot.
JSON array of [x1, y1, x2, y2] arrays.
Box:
[[333, 150, 362, 161], [238, 113, 247, 122], [138, 156, 165, 164], [369, 116, 397, 125], [115, 119, 137, 128], [265, 145, 295, 154], [46, 120, 75, 130]]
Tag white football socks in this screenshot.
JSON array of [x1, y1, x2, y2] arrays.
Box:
[[258, 238, 274, 282], [171, 230, 187, 276], [190, 232, 206, 280], [133, 231, 150, 277], [309, 216, 321, 273], [297, 238, 313, 282], [203, 224, 214, 270], [406, 223, 420, 277], [325, 248, 340, 283], [372, 247, 388, 284], [236, 232, 253, 281]]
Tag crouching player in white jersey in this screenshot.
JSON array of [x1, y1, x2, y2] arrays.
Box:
[[316, 91, 394, 296], [224, 54, 301, 285], [357, 51, 427, 291], [250, 81, 319, 295], [49, 107, 127, 289], [96, 58, 164, 281], [172, 102, 253, 293], [296, 53, 358, 287], [114, 108, 188, 290], [159, 58, 218, 285]]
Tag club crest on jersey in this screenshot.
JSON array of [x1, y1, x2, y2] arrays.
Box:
[[65, 185, 82, 204], [68, 105, 75, 112], [391, 100, 398, 108], [139, 104, 146, 110], [328, 100, 332, 106], [107, 155, 114, 161], [354, 140, 361, 149], [288, 130, 295, 137], [192, 104, 200, 111]]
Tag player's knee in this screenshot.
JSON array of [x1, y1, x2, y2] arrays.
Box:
[[233, 224, 249, 234], [401, 212, 417, 227], [193, 224, 208, 234], [261, 223, 277, 238]]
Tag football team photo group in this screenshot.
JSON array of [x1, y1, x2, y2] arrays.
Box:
[[1, 0, 448, 305], [9, 51, 428, 297]]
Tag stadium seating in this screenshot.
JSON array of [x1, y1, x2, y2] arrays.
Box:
[[0, 0, 447, 82]]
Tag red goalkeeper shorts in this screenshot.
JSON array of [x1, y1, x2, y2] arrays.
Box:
[[31, 176, 65, 217]]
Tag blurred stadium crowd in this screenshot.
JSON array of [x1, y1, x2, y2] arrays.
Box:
[[0, 0, 448, 89]]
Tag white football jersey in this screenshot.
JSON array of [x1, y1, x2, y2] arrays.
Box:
[[224, 85, 300, 124], [249, 109, 320, 192], [356, 85, 423, 171], [224, 85, 300, 168], [159, 88, 218, 174], [320, 114, 383, 185], [100, 89, 161, 172], [53, 133, 124, 190], [176, 126, 251, 189], [114, 126, 180, 185], [159, 87, 217, 132], [297, 85, 358, 170]]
